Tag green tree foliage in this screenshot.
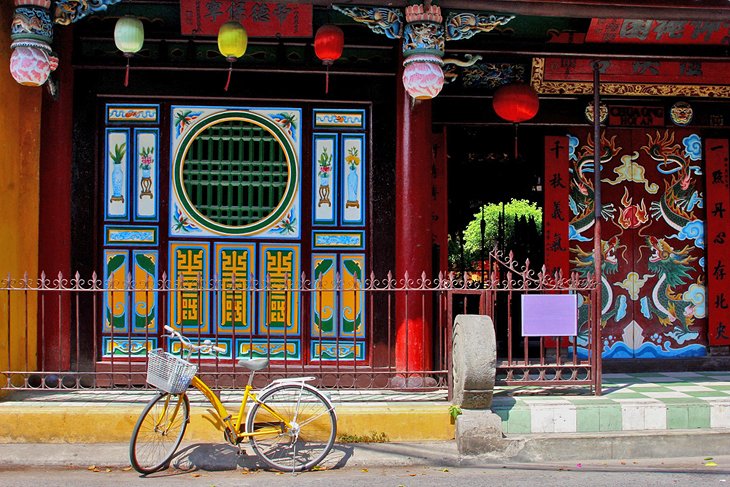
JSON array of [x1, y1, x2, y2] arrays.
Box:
[[453, 199, 543, 269]]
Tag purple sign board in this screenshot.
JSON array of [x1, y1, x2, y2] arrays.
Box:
[[521, 294, 578, 337]]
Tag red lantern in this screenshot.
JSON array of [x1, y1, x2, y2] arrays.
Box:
[[492, 83, 539, 123], [314, 24, 344, 94]]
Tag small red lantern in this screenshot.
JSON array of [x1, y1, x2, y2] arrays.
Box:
[[314, 24, 344, 94], [492, 83, 540, 123]]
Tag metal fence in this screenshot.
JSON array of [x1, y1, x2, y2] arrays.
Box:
[[0, 256, 600, 394]]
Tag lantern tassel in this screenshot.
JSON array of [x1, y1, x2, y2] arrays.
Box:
[[224, 62, 233, 92], [124, 57, 130, 87], [513, 123, 519, 160], [325, 64, 330, 94]]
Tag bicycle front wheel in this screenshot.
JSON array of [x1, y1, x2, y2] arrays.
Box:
[[129, 392, 190, 474], [246, 383, 336, 472]]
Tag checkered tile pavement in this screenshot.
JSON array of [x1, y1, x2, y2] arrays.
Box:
[[493, 372, 730, 434]]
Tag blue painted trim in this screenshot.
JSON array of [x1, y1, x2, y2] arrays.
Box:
[[341, 133, 367, 227], [312, 133, 338, 226], [133, 128, 160, 222], [311, 253, 338, 338], [132, 249, 159, 333], [104, 128, 130, 221], [309, 340, 366, 361], [104, 225, 158, 246], [214, 243, 256, 334], [311, 230, 365, 250], [312, 109, 367, 129], [168, 241, 210, 333], [106, 104, 160, 124]]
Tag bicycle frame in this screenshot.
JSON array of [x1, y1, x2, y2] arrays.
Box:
[[187, 375, 290, 443]]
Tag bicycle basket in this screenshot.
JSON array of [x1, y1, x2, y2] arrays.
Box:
[[146, 349, 198, 394]]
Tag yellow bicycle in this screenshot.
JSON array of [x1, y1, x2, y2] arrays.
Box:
[[129, 326, 337, 474]]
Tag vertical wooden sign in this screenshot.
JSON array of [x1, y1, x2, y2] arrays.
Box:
[[706, 138, 730, 346], [544, 136, 570, 279]]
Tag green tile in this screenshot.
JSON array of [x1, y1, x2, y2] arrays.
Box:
[[502, 408, 532, 434], [704, 385, 730, 391], [623, 386, 669, 392], [576, 407, 600, 432], [687, 391, 730, 398], [606, 392, 647, 399], [598, 405, 623, 431], [656, 397, 706, 405], [666, 405, 688, 429], [688, 404, 711, 429], [567, 398, 620, 406]]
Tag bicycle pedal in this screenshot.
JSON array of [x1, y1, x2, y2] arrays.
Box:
[[236, 447, 246, 456]]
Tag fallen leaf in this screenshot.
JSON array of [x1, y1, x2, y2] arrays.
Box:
[[705, 461, 718, 467], [192, 473, 201, 478], [275, 472, 284, 476], [105, 468, 112, 473], [705, 457, 714, 461], [410, 473, 417, 477], [87, 465, 96, 471], [311, 465, 327, 471], [440, 468, 449, 472], [620, 461, 626, 465], [122, 466, 132, 472], [361, 468, 369, 473], [576, 464, 582, 468]]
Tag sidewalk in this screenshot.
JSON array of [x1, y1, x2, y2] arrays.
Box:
[[1, 372, 729, 467]]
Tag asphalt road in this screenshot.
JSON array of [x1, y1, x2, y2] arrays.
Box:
[[1, 458, 728, 487]]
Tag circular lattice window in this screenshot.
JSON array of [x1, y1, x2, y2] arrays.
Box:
[[172, 111, 298, 235]]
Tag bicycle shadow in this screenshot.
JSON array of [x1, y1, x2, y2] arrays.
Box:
[[162, 442, 354, 473]]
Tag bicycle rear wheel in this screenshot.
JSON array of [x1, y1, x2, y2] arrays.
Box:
[[246, 383, 336, 472], [129, 392, 190, 474]]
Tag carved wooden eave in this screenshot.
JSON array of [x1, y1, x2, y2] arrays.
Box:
[[54, 0, 123, 25], [317, 0, 730, 22]]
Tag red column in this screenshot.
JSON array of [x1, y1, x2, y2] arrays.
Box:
[[395, 69, 433, 378], [38, 26, 73, 370]]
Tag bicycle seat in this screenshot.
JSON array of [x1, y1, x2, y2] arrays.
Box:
[[238, 358, 269, 371]]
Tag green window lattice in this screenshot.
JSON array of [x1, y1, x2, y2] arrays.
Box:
[[173, 111, 298, 236]]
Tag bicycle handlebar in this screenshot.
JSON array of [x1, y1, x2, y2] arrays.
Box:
[[163, 325, 226, 355]]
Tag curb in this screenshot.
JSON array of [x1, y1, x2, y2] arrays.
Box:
[[1, 430, 729, 470]]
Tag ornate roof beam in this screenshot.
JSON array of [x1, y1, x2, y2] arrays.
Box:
[[333, 2, 514, 98], [322, 0, 730, 22], [54, 0, 124, 25]]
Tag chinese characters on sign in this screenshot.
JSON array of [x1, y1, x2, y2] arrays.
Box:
[[543, 58, 725, 84], [544, 136, 570, 278], [607, 106, 664, 127], [706, 138, 730, 346], [180, 1, 312, 37], [587, 19, 730, 45]]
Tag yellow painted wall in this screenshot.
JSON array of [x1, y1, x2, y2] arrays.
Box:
[[0, 0, 41, 386]]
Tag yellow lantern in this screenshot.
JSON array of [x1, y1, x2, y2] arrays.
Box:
[[217, 21, 248, 91], [114, 16, 144, 87]]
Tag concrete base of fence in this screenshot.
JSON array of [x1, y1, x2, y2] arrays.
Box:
[[0, 403, 455, 444], [455, 409, 506, 455]]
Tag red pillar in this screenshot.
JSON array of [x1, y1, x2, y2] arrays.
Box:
[[395, 68, 433, 377], [38, 26, 73, 370]]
